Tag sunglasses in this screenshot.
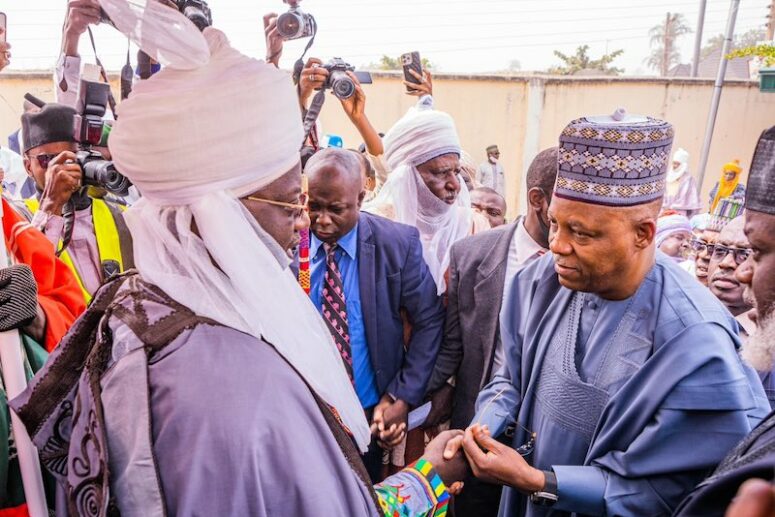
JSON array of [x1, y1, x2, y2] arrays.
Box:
[[26, 152, 58, 169], [711, 244, 752, 265], [246, 193, 308, 219]]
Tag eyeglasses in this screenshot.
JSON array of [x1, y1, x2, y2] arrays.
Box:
[[711, 244, 752, 265], [246, 193, 308, 219], [26, 152, 58, 169], [690, 238, 715, 255]]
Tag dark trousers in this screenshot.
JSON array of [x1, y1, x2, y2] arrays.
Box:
[[453, 476, 502, 517], [362, 406, 384, 483]]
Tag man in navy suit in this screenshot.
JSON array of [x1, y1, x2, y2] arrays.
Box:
[[306, 148, 444, 482]]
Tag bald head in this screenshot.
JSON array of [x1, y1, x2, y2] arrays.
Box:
[[306, 148, 366, 245], [305, 148, 363, 192]]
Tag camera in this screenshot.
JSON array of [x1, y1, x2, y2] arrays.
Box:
[[277, 6, 315, 40], [73, 67, 132, 197], [173, 0, 212, 32], [321, 58, 373, 100]]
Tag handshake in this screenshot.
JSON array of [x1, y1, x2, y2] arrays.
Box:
[[418, 425, 546, 496]]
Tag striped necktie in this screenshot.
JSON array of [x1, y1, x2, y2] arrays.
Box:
[[321, 243, 354, 382]]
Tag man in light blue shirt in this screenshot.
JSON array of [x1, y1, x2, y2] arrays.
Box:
[[307, 148, 444, 482]]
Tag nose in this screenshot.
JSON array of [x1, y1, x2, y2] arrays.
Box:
[[549, 227, 572, 256], [719, 250, 738, 270], [315, 210, 332, 229], [735, 255, 754, 285], [447, 172, 461, 193], [295, 210, 310, 232]]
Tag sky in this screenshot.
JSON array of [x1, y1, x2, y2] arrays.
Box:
[[0, 0, 771, 75]]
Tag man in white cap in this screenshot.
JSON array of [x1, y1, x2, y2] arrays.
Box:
[[365, 104, 488, 295], [10, 2, 464, 515]]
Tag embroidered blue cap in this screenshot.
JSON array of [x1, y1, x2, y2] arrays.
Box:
[[556, 108, 674, 206]]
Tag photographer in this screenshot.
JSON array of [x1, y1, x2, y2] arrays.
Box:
[[21, 104, 133, 303]]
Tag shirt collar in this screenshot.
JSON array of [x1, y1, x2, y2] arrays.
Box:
[[311, 223, 359, 260], [514, 218, 547, 264]]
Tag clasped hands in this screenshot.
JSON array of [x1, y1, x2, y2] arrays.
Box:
[[421, 424, 546, 496]]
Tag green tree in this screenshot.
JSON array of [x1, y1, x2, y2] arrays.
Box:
[[701, 28, 767, 59], [367, 54, 434, 71], [548, 45, 624, 75], [645, 12, 692, 75]]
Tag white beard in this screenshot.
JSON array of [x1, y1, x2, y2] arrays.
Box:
[[741, 310, 775, 372]]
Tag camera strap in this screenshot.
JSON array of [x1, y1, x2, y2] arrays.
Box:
[[291, 15, 318, 85], [87, 27, 118, 119], [120, 39, 134, 101], [301, 89, 325, 150]]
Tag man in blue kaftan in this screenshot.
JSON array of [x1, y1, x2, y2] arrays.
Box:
[[452, 111, 770, 517]]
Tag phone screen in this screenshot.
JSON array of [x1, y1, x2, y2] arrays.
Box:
[[0, 13, 7, 44]]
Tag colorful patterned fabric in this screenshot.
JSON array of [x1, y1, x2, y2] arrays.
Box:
[[322, 243, 354, 382], [745, 125, 775, 215], [557, 111, 674, 206], [375, 459, 450, 517]]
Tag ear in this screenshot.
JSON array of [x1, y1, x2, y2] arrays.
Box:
[[357, 189, 366, 209], [527, 187, 545, 211], [23, 157, 33, 178], [635, 218, 657, 249]]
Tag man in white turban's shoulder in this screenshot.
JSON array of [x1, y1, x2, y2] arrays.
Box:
[[9, 2, 465, 516], [365, 104, 490, 295]]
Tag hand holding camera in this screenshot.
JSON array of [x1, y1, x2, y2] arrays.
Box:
[[263, 13, 284, 66], [62, 0, 101, 57], [40, 151, 83, 217], [298, 58, 328, 107]]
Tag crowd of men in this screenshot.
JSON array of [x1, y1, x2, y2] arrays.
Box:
[[0, 0, 772, 516]]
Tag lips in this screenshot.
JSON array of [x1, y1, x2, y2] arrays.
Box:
[[554, 262, 578, 277], [711, 277, 740, 291]]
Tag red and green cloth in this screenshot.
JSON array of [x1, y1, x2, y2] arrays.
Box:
[[0, 197, 86, 516]]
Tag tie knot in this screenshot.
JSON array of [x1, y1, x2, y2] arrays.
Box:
[[324, 242, 338, 258]]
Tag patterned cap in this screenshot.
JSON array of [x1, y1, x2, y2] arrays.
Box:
[[556, 108, 674, 206], [744, 125, 775, 215]]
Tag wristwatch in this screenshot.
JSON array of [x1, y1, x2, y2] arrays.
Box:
[[530, 470, 558, 507]]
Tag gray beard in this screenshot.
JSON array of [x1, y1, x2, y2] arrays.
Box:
[[741, 310, 775, 372]]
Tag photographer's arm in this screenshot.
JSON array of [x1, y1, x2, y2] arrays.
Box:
[[340, 72, 384, 158], [57, 1, 100, 107], [263, 13, 283, 67]]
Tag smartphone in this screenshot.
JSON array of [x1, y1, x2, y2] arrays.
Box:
[[401, 51, 422, 92], [0, 13, 7, 44]]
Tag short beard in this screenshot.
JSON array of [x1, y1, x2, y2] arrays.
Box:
[[741, 310, 775, 372]]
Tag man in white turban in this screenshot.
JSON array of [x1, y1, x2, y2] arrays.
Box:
[[662, 147, 702, 217], [10, 1, 465, 515], [365, 104, 489, 295]]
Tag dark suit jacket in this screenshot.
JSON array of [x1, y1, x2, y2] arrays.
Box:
[[356, 211, 444, 407], [672, 410, 775, 516], [428, 220, 519, 429]]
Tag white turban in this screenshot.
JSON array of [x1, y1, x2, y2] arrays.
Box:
[[668, 147, 690, 183], [383, 107, 461, 171], [100, 0, 370, 451], [365, 104, 471, 294]]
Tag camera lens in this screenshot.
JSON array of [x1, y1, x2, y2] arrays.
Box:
[[330, 73, 355, 100], [277, 12, 302, 39]]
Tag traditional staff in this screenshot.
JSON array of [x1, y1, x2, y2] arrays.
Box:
[[298, 174, 311, 294]]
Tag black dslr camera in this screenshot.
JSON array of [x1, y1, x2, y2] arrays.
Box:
[[277, 1, 315, 40], [100, 0, 212, 32], [73, 70, 132, 197], [173, 0, 212, 31], [321, 58, 373, 100]]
